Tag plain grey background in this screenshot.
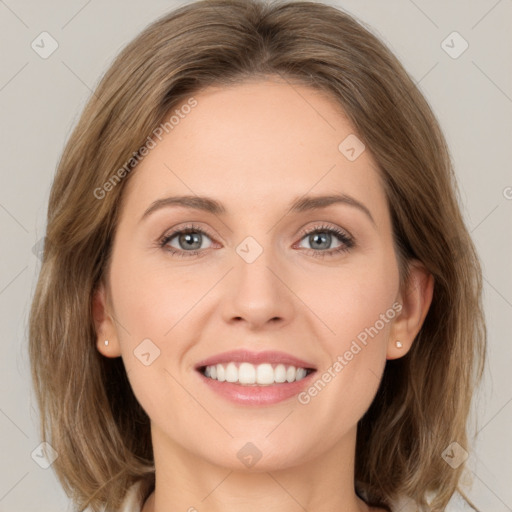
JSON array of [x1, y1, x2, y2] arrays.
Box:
[[0, 0, 511, 510]]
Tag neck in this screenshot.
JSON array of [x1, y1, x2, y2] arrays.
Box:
[[142, 423, 371, 512]]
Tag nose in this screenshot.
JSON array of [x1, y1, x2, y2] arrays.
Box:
[[221, 243, 295, 330]]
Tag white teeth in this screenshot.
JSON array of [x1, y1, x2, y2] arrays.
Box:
[[256, 363, 274, 385], [274, 364, 287, 383], [216, 363, 225, 382], [296, 367, 307, 380], [225, 362, 238, 383], [239, 362, 256, 384], [201, 362, 311, 385]]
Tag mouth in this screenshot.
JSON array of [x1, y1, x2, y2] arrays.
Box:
[[198, 362, 316, 386], [193, 349, 317, 405]]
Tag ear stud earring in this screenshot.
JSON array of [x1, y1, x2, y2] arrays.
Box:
[[395, 340, 403, 348], [104, 340, 109, 346]]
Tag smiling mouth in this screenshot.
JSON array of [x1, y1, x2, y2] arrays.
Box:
[[198, 362, 316, 386]]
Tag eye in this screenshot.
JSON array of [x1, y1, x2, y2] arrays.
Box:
[[158, 222, 355, 259], [295, 223, 355, 258], [159, 223, 214, 257]]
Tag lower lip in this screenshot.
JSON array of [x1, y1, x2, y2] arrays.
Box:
[[196, 370, 316, 406]]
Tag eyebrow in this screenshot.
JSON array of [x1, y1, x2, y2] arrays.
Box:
[[141, 193, 376, 226]]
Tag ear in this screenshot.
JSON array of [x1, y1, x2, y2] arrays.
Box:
[[92, 280, 122, 358], [387, 260, 434, 360]]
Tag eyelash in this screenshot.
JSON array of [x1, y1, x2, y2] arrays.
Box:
[[158, 222, 355, 259]]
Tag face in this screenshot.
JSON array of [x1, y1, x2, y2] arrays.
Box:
[[95, 78, 419, 472]]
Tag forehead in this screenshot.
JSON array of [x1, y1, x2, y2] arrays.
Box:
[[122, 79, 388, 226]]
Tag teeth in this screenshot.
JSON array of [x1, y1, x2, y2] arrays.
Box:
[[216, 364, 225, 382], [274, 364, 287, 383], [239, 362, 256, 384], [225, 362, 238, 383], [201, 362, 311, 385], [257, 363, 275, 385]]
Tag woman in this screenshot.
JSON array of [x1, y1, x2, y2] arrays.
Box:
[[28, 1, 486, 511]]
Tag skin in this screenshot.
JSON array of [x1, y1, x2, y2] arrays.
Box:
[[93, 77, 433, 512]]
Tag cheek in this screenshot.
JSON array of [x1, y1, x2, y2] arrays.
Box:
[[302, 250, 398, 347], [296, 254, 397, 415], [108, 250, 212, 415], [109, 246, 201, 343]]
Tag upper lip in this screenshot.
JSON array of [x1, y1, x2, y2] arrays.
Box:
[[194, 349, 317, 370]]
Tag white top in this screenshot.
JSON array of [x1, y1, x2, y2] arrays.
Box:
[[117, 480, 145, 512]]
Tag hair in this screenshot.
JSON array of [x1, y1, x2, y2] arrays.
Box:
[[28, 0, 487, 511]]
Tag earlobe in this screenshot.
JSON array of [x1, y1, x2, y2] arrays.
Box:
[[92, 281, 122, 358], [387, 260, 434, 360]]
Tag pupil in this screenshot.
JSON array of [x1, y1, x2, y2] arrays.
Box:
[[312, 232, 330, 249], [181, 233, 201, 249]]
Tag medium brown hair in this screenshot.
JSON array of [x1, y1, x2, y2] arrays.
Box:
[[29, 1, 487, 510]]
